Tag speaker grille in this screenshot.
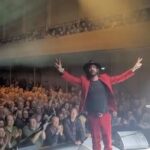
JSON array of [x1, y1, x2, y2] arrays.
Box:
[[114, 131, 149, 150]]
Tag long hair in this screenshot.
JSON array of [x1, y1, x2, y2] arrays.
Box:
[[84, 67, 100, 79]]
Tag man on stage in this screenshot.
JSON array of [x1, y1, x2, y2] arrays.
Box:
[[55, 57, 142, 150]]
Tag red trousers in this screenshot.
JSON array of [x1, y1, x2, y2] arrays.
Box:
[[88, 112, 112, 150]]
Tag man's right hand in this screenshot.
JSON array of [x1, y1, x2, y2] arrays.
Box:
[[55, 58, 64, 73]]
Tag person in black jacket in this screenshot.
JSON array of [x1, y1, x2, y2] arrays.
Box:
[[63, 108, 85, 145], [44, 116, 65, 146]]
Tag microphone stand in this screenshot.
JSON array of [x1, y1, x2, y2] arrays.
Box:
[[9, 112, 55, 150], [77, 136, 89, 150], [9, 126, 42, 150]]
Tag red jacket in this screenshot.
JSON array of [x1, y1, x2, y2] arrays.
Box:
[[62, 69, 134, 112]]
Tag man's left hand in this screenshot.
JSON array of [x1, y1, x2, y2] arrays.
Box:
[[131, 57, 143, 72]]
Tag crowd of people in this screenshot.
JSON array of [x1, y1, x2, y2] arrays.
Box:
[[112, 89, 150, 131], [0, 79, 150, 149], [0, 18, 95, 45], [0, 81, 89, 150], [1, 7, 150, 45], [47, 18, 96, 37]]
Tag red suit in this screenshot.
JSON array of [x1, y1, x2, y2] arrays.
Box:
[[62, 69, 134, 150]]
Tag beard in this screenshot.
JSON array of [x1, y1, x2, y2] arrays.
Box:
[[87, 70, 99, 78]]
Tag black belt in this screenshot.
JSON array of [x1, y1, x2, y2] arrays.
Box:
[[89, 112, 106, 117]]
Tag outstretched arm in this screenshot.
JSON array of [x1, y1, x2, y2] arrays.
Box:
[[110, 57, 143, 84], [55, 58, 81, 85]]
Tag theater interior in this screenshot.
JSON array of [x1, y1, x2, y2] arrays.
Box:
[[0, 0, 150, 150]]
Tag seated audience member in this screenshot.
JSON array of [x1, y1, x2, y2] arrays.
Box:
[[17, 100, 24, 111], [34, 114, 43, 128], [29, 100, 37, 115], [111, 111, 121, 132], [15, 110, 26, 129], [78, 113, 91, 138], [35, 105, 43, 115], [139, 108, 150, 129], [117, 117, 131, 131], [24, 100, 30, 110], [61, 107, 69, 119], [0, 106, 5, 120], [44, 116, 65, 146], [64, 102, 70, 112], [58, 112, 66, 124], [0, 127, 8, 150], [64, 108, 85, 145], [22, 117, 46, 148], [22, 110, 29, 124], [127, 111, 138, 130], [5, 114, 22, 149], [0, 119, 4, 128]]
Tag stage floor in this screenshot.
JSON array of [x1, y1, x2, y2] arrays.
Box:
[[41, 145, 150, 150], [41, 137, 150, 150]]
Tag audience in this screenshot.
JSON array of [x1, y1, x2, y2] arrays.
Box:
[[47, 18, 95, 38], [0, 78, 149, 149], [1, 7, 150, 45]]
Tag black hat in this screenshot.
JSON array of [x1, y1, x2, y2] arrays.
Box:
[[83, 60, 101, 73]]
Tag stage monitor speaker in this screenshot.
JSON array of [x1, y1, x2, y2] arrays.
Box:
[[18, 145, 37, 150], [141, 129, 150, 145], [114, 131, 149, 150]]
